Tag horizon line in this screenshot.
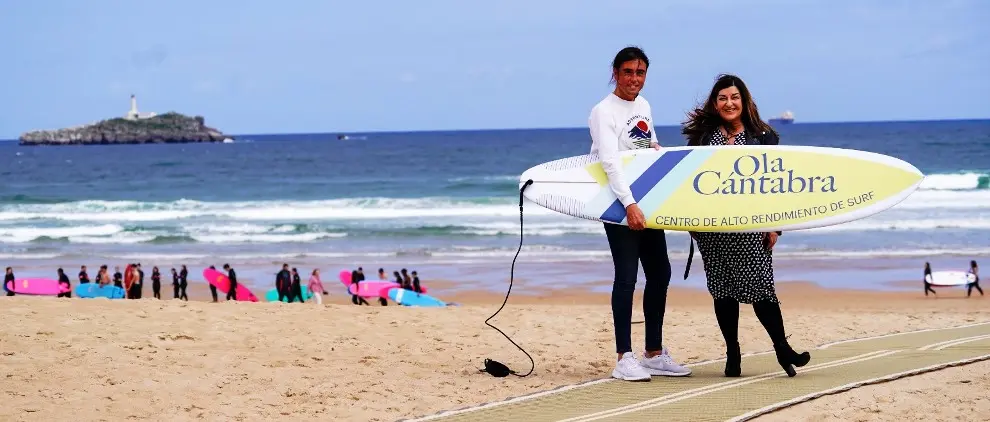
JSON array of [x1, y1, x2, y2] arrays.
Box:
[[1, 116, 987, 142]]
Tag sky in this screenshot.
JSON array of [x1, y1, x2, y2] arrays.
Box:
[[0, 0, 987, 138]]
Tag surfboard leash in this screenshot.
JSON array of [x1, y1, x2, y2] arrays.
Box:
[[480, 179, 535, 378]]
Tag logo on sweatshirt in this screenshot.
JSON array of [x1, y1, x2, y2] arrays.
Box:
[[628, 120, 653, 148]]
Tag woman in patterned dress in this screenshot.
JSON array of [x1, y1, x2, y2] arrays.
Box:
[[681, 74, 811, 378]]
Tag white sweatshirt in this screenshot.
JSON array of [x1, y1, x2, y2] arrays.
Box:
[[588, 93, 658, 208]]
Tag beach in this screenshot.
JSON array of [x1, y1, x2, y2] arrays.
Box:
[[1, 281, 987, 421]]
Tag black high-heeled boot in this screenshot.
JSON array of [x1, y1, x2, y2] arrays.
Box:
[[753, 300, 810, 377], [713, 298, 741, 377]]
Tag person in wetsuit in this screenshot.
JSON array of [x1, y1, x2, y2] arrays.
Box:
[[290, 267, 304, 303], [412, 271, 422, 293], [351, 267, 369, 305], [151, 267, 162, 299], [136, 263, 145, 299], [171, 268, 180, 299], [924, 262, 937, 296], [276, 264, 292, 302], [968, 260, 983, 297], [79, 265, 90, 285], [57, 267, 71, 298], [223, 264, 237, 301], [113, 266, 123, 289], [208, 265, 218, 302], [5, 267, 15, 296], [179, 265, 189, 300]]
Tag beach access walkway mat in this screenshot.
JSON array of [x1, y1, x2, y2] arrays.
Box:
[[406, 321, 990, 422]]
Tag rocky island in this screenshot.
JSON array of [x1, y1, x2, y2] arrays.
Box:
[[18, 95, 232, 146]]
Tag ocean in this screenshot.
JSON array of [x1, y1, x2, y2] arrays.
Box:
[[2, 119, 988, 293]]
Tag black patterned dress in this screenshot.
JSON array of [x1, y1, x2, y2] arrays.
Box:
[[694, 130, 778, 304]]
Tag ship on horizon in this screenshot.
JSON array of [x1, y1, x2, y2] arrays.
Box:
[[769, 110, 794, 125]]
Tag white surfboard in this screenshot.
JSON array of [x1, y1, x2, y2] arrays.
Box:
[[926, 271, 977, 287], [519, 145, 924, 232]]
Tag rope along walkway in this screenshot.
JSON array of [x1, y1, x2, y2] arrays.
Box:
[[405, 321, 990, 422]]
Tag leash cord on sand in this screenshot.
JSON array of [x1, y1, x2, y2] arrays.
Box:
[[480, 179, 535, 378]]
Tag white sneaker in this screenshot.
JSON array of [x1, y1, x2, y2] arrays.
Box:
[[611, 352, 651, 381], [640, 347, 692, 377]]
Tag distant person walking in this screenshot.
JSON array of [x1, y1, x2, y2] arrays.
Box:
[[968, 260, 983, 297], [171, 268, 180, 299], [351, 267, 369, 305], [179, 265, 189, 301], [208, 265, 218, 302], [924, 262, 937, 296], [276, 264, 292, 302], [223, 264, 237, 301], [290, 267, 304, 303], [308, 269, 325, 305]]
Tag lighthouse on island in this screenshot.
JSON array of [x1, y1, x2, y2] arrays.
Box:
[[124, 94, 157, 120]]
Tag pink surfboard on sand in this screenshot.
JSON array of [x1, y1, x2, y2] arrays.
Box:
[[4, 278, 66, 296], [203, 268, 258, 302], [338, 269, 427, 298]]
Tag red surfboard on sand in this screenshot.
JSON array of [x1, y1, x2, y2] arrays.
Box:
[[203, 268, 258, 302]]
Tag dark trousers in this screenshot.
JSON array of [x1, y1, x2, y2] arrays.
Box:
[[969, 281, 983, 297], [173, 284, 179, 299], [179, 283, 188, 300], [153, 281, 161, 299], [226, 281, 237, 301], [714, 298, 791, 348], [603, 223, 671, 354], [925, 282, 936, 296], [209, 284, 218, 302]]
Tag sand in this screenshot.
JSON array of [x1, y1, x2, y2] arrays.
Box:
[[1, 282, 987, 421]]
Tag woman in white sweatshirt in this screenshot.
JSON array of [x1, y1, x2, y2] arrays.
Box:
[[588, 46, 691, 382]]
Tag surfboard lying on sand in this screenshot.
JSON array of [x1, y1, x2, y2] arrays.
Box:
[[3, 278, 64, 296], [519, 145, 924, 232], [926, 271, 977, 287], [263, 288, 314, 302], [386, 287, 446, 307], [202, 268, 258, 302], [75, 283, 126, 299], [338, 270, 429, 298]]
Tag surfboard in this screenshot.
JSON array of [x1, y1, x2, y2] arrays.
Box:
[[124, 264, 135, 291], [202, 268, 258, 302], [519, 145, 924, 232], [386, 287, 447, 307], [3, 278, 63, 296], [338, 270, 428, 297], [75, 283, 126, 299], [926, 271, 977, 287], [263, 288, 314, 302]]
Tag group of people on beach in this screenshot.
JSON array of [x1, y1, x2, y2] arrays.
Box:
[[4, 263, 191, 300], [347, 267, 422, 306], [923, 260, 982, 297]]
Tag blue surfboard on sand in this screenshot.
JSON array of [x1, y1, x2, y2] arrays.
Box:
[[386, 288, 446, 307], [75, 283, 126, 299]]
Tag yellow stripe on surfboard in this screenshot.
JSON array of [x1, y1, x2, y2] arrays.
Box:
[[585, 156, 636, 187], [647, 149, 922, 231]]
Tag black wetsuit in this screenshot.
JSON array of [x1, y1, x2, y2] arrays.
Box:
[[152, 272, 161, 299], [351, 271, 369, 305], [968, 271, 983, 297], [79, 271, 90, 285], [226, 268, 238, 301], [291, 273, 304, 303], [179, 268, 189, 300], [924, 267, 936, 296], [172, 273, 180, 298], [5, 273, 15, 296], [113, 271, 123, 288], [413, 276, 422, 293], [58, 273, 71, 298], [276, 270, 291, 302]]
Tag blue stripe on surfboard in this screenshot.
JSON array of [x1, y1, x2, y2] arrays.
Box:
[[634, 149, 714, 217], [599, 149, 692, 223]]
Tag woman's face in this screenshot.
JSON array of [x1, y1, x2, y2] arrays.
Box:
[[715, 86, 743, 124]]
